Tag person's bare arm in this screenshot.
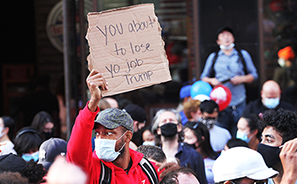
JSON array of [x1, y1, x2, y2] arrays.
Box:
[[202, 77, 222, 86], [86, 69, 108, 112], [280, 138, 297, 184], [231, 74, 254, 85]]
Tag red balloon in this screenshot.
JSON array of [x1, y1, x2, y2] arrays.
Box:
[[210, 85, 232, 111]]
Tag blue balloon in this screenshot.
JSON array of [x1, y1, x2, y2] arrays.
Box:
[[190, 81, 212, 99]]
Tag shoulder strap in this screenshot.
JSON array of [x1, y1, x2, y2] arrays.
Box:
[[211, 48, 248, 76], [236, 48, 248, 75], [209, 50, 219, 78], [99, 159, 158, 184], [99, 161, 112, 184], [139, 158, 159, 184]]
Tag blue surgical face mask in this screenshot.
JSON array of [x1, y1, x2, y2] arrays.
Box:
[[22, 151, 39, 162], [236, 131, 251, 143], [264, 98, 280, 109], [95, 131, 127, 162]]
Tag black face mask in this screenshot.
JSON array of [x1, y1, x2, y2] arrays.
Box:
[[184, 143, 197, 149], [44, 131, 53, 140], [160, 123, 177, 137], [257, 143, 281, 167]]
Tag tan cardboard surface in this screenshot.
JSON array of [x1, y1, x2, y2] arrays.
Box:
[[86, 3, 171, 97]]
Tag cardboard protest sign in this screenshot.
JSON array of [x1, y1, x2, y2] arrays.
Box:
[[86, 3, 172, 96]]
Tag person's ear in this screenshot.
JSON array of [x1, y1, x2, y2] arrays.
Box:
[[216, 39, 220, 45], [156, 126, 161, 135], [125, 131, 133, 143], [201, 136, 205, 142], [133, 120, 138, 130], [177, 124, 182, 133], [195, 142, 199, 148], [250, 129, 258, 137], [2, 127, 9, 135]]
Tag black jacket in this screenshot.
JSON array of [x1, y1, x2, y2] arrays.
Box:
[[242, 98, 296, 117]]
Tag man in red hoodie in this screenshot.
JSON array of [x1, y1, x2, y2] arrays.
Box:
[[67, 69, 160, 184]]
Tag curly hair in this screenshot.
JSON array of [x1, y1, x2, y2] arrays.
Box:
[[259, 108, 297, 144], [23, 160, 47, 184]]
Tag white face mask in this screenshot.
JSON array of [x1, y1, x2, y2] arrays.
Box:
[[278, 58, 286, 68], [95, 131, 127, 162], [220, 43, 235, 50]]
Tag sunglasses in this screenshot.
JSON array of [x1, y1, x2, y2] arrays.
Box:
[[185, 121, 200, 129]]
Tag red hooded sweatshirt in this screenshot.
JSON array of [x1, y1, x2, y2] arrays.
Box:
[[67, 104, 160, 184]]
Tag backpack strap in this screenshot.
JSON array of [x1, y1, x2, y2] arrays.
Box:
[[98, 158, 159, 184], [99, 161, 112, 184], [210, 48, 248, 78], [139, 158, 159, 184], [209, 50, 219, 78], [236, 48, 248, 75]]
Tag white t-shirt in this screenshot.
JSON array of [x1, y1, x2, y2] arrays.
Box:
[[209, 125, 231, 152], [204, 157, 215, 184], [0, 140, 17, 156]]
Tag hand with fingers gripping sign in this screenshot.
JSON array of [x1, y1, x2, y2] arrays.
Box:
[[86, 69, 109, 112]]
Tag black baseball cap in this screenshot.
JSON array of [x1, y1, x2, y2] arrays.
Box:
[[216, 26, 234, 40], [38, 138, 67, 171], [124, 104, 147, 123]]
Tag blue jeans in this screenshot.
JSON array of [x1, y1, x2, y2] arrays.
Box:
[[216, 101, 246, 137]]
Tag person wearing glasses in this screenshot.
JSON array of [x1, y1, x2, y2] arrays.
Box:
[[213, 146, 278, 184], [183, 121, 219, 184]]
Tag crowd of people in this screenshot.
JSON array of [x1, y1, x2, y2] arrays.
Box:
[[1, 26, 297, 184]]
